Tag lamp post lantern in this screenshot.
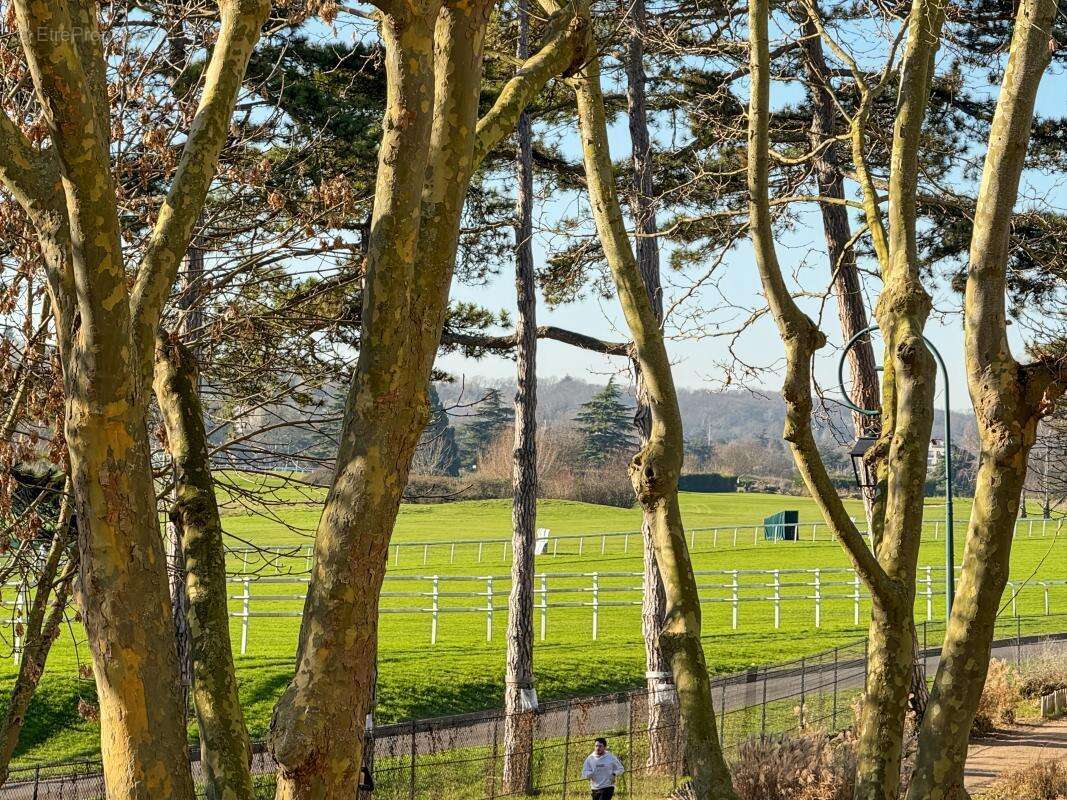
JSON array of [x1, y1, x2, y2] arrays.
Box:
[[838, 325, 955, 618]]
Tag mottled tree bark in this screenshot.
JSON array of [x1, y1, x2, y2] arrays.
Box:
[[0, 0, 268, 794], [155, 336, 254, 800], [168, 242, 205, 719], [268, 9, 441, 797], [267, 2, 589, 795], [748, 1, 944, 797], [797, 3, 932, 725], [570, 30, 737, 800], [624, 0, 678, 770], [906, 3, 1063, 797], [502, 0, 538, 791]]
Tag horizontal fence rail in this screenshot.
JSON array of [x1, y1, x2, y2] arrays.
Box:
[[210, 566, 1064, 652], [5, 568, 1067, 658], [4, 617, 1066, 800], [222, 515, 1064, 572]]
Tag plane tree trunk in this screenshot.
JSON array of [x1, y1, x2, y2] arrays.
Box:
[[624, 0, 678, 771], [748, 2, 944, 797], [906, 3, 1064, 797], [570, 21, 737, 798], [155, 335, 255, 800], [267, 3, 591, 795], [0, 0, 267, 793]]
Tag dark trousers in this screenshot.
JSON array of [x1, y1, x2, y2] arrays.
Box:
[[591, 788, 615, 800]]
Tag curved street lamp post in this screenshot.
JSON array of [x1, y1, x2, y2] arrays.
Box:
[[838, 325, 955, 618]]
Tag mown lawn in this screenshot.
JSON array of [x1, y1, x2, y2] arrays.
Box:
[[2, 489, 1064, 766]]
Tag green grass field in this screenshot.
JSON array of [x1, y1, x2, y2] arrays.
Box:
[[3, 487, 1065, 766]]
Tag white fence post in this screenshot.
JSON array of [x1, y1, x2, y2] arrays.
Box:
[[591, 573, 599, 641], [579, 536, 585, 557], [814, 569, 822, 629], [485, 576, 494, 641], [478, 542, 484, 563], [713, 528, 719, 547], [934, 520, 940, 541], [732, 528, 738, 547], [925, 566, 933, 621], [540, 574, 547, 641], [853, 572, 861, 626], [431, 576, 439, 645], [1043, 582, 1050, 616], [731, 570, 739, 630], [450, 543, 456, 564], [624, 534, 629, 554], [394, 544, 400, 566], [13, 583, 24, 666], [423, 544, 429, 566], [240, 579, 250, 656], [773, 570, 781, 629]]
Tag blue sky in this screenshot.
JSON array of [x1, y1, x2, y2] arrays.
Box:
[[437, 27, 1067, 413]]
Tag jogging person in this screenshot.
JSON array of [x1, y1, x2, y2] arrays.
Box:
[[581, 736, 624, 799]]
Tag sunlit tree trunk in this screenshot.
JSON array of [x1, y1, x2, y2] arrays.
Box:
[[155, 335, 255, 800], [797, 3, 933, 726], [748, 1, 944, 796], [624, 0, 678, 770], [0, 0, 268, 793], [167, 242, 205, 719], [570, 24, 737, 799], [906, 3, 1064, 797], [267, 1, 589, 794]]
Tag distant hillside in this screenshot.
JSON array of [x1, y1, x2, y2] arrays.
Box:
[[436, 375, 974, 447]]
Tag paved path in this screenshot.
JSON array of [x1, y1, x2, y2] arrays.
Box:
[[964, 717, 1067, 793]]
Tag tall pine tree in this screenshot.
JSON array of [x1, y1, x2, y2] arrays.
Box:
[[575, 380, 637, 466], [459, 389, 515, 469], [413, 385, 461, 476]]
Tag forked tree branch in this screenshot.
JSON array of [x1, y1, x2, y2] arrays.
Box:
[[473, 1, 591, 166], [748, 0, 896, 605], [131, 0, 271, 389]]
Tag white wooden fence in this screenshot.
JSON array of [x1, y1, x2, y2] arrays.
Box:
[[224, 567, 1067, 653], [225, 516, 1063, 572]]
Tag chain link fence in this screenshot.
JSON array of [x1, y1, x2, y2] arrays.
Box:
[[3, 614, 1066, 800]]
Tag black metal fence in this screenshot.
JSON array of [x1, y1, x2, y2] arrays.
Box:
[[4, 614, 1066, 800]]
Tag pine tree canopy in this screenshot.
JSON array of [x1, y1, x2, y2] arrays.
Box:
[[575, 379, 637, 466]]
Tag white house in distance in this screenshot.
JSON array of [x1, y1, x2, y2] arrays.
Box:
[[928, 438, 946, 467]]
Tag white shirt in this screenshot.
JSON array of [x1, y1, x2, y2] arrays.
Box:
[[581, 751, 624, 789]]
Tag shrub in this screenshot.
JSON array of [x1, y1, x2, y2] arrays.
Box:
[[981, 759, 1067, 800], [678, 473, 738, 493], [731, 732, 857, 800], [541, 461, 634, 508], [973, 659, 1021, 735], [1016, 645, 1067, 699]]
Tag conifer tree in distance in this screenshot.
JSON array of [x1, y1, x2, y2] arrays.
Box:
[[460, 388, 515, 469], [575, 379, 637, 466]]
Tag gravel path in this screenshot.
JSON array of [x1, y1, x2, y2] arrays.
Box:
[[964, 717, 1067, 793]]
